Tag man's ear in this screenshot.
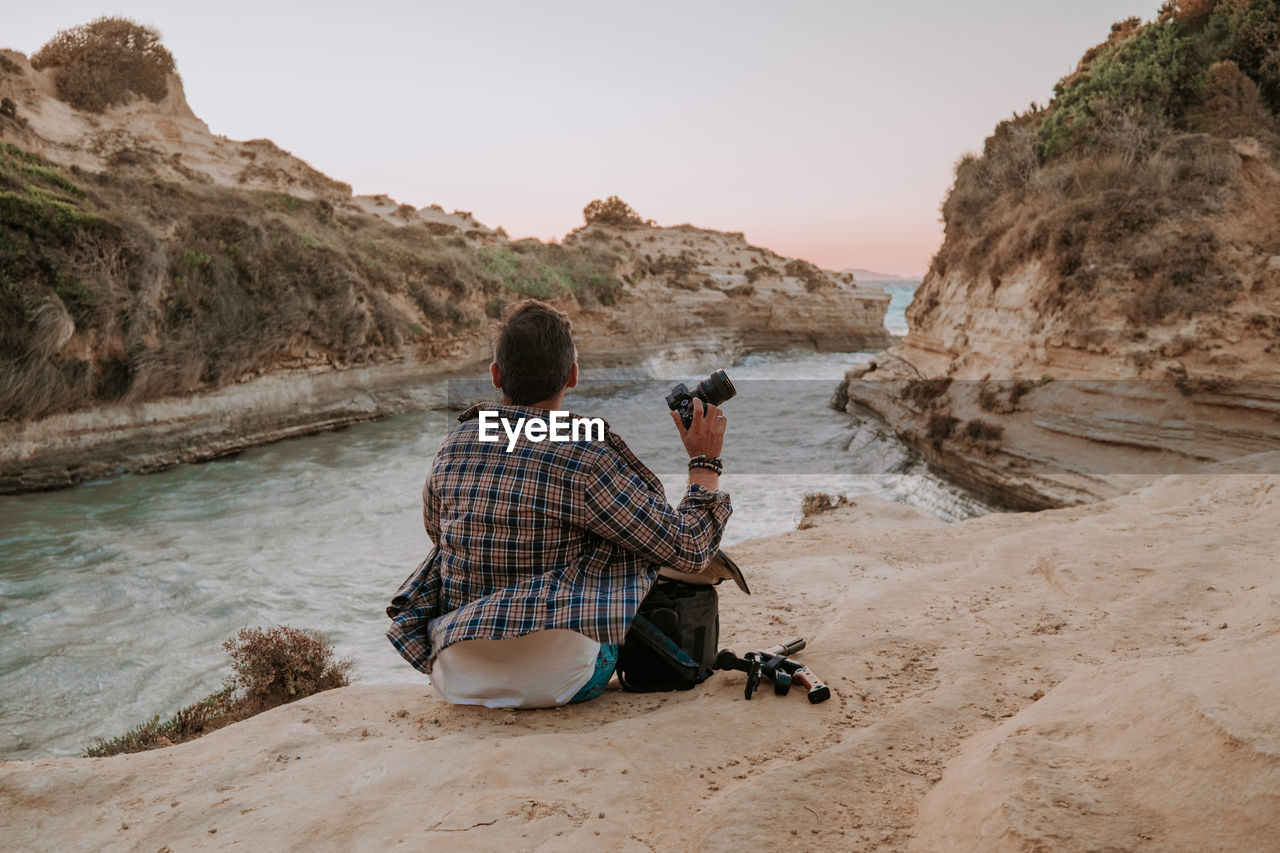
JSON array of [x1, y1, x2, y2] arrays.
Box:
[[489, 362, 502, 389], [565, 363, 579, 390]]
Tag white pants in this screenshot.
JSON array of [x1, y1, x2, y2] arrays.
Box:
[[428, 628, 601, 709]]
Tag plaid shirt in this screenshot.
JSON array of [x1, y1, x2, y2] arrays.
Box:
[[386, 402, 732, 673]]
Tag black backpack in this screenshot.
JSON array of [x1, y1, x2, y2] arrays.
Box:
[[616, 551, 749, 692], [617, 579, 719, 691]]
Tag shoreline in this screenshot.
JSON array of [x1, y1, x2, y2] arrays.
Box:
[[0, 333, 892, 495], [1, 345, 970, 765]]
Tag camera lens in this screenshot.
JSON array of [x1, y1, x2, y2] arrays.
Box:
[[695, 369, 736, 407]]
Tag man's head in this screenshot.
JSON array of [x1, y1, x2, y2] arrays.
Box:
[[491, 299, 578, 406]]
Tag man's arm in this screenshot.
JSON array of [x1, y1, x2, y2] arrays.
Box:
[[582, 455, 731, 574], [687, 466, 720, 492], [671, 398, 727, 493], [582, 399, 731, 574]]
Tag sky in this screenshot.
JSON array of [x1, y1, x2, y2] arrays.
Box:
[[5, 1, 1157, 277]]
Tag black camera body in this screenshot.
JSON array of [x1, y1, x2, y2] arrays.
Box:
[[666, 369, 737, 428]]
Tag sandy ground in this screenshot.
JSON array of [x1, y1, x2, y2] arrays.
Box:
[[2, 461, 1278, 852]]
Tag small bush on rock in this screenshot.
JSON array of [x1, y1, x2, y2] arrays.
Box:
[[963, 419, 1004, 443], [31, 17, 177, 113], [801, 492, 849, 517], [927, 411, 959, 443], [583, 195, 647, 227], [224, 625, 353, 712], [783, 258, 832, 292], [903, 377, 952, 409], [83, 625, 351, 757]]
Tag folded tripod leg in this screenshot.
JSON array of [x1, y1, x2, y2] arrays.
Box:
[[714, 649, 761, 699]]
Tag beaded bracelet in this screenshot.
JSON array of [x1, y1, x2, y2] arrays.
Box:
[[688, 456, 723, 474]]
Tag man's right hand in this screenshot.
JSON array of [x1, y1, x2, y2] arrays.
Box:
[[671, 398, 726, 459]]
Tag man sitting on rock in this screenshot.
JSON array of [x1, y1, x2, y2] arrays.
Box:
[[386, 299, 732, 707]]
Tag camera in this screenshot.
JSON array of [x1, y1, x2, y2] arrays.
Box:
[[666, 369, 737, 429]]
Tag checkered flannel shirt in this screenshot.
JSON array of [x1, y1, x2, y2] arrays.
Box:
[[386, 402, 732, 674]]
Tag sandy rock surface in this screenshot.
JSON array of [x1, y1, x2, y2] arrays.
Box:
[[3, 463, 1276, 852], [913, 638, 1280, 852]]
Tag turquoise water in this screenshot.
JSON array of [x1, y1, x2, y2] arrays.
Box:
[[867, 280, 920, 336]]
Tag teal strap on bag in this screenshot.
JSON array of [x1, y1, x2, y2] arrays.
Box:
[[617, 613, 709, 691]]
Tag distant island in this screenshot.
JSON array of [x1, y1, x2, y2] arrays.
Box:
[[841, 268, 921, 282]]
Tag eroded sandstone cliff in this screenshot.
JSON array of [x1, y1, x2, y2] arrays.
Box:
[[836, 4, 1280, 509], [0, 40, 887, 492]]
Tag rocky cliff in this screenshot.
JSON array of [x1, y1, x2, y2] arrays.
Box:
[[835, 2, 1280, 509], [0, 35, 888, 493]]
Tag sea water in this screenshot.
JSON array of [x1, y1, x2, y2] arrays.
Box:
[[876, 280, 918, 336], [2, 312, 978, 759]]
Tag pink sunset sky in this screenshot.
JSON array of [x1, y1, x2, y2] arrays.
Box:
[[8, 1, 1156, 277]]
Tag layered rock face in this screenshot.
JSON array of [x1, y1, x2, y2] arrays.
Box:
[[835, 16, 1280, 510], [0, 48, 887, 492], [837, 142, 1280, 509], [566, 221, 891, 366]]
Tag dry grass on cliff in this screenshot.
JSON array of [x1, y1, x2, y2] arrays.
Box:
[[0, 142, 621, 421], [84, 626, 351, 758], [932, 127, 1243, 328], [918, 0, 1280, 336]]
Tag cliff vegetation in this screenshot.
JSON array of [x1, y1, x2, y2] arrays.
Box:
[[840, 0, 1280, 511], [84, 626, 351, 757], [0, 20, 647, 422], [0, 139, 619, 420], [30, 17, 178, 113], [923, 0, 1280, 337]]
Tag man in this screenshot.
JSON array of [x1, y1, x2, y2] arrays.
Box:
[[386, 299, 732, 708]]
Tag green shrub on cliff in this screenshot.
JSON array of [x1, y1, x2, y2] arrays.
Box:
[[0, 144, 114, 417], [480, 242, 619, 305], [583, 195, 648, 227], [31, 17, 178, 113], [1039, 0, 1280, 158], [84, 626, 351, 757]]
